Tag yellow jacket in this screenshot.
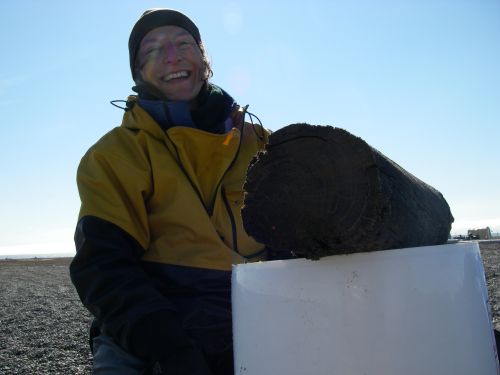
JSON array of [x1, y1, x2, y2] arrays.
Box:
[[77, 96, 268, 271]]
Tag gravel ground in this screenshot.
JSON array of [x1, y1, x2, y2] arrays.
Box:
[[478, 241, 500, 330], [0, 258, 92, 374], [0, 242, 498, 374]]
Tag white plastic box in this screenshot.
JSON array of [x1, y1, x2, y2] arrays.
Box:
[[232, 242, 499, 375]]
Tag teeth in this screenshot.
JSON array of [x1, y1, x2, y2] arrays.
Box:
[[164, 71, 189, 81]]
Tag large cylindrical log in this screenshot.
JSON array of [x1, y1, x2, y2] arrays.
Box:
[[242, 124, 454, 259]]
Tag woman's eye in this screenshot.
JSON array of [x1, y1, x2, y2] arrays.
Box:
[[140, 46, 160, 59], [178, 41, 191, 49], [145, 47, 159, 55]]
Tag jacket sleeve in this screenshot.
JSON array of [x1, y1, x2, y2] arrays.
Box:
[[71, 217, 211, 372], [70, 139, 210, 371]]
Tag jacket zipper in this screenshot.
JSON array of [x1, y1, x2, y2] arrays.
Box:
[[221, 186, 266, 260], [221, 186, 238, 253]]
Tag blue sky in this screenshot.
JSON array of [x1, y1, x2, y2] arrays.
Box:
[[1, 0, 499, 256]]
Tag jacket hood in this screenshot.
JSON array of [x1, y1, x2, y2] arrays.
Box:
[[122, 96, 168, 141]]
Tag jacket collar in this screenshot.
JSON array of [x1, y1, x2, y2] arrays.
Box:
[[130, 82, 236, 134], [121, 95, 243, 141]]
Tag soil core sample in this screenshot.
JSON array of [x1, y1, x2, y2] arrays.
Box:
[[242, 124, 454, 259]]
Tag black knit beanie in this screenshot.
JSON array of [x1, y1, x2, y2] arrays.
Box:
[[128, 8, 202, 80]]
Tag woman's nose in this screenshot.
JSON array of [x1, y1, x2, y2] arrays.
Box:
[[163, 44, 181, 63]]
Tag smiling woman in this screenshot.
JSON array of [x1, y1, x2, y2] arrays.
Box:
[[135, 25, 206, 102], [68, 7, 276, 375]]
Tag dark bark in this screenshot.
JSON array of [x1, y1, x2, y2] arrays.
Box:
[[242, 124, 454, 259]]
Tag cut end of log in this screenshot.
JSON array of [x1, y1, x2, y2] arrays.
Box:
[[242, 123, 454, 259]]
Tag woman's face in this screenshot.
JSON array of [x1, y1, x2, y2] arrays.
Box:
[[136, 25, 205, 102]]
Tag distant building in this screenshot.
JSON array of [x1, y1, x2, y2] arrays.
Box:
[[467, 227, 492, 240]]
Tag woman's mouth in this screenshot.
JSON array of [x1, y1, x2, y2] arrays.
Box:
[[162, 71, 190, 82]]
